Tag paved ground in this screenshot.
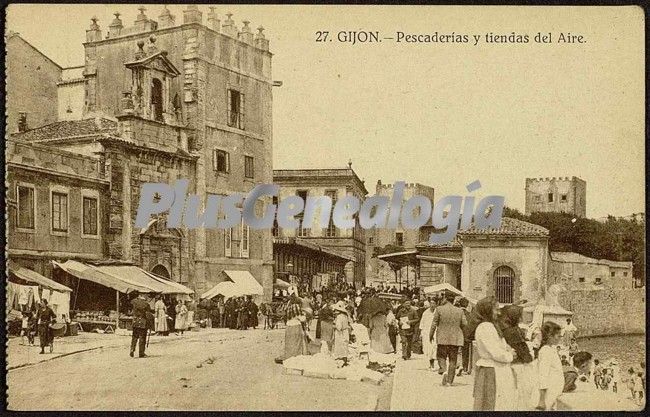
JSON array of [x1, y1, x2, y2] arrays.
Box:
[[390, 353, 473, 411], [7, 328, 388, 411]]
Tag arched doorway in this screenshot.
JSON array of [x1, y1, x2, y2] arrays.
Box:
[[494, 265, 515, 303], [151, 264, 170, 279]]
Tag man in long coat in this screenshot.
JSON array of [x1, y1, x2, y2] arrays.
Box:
[[430, 292, 467, 386]]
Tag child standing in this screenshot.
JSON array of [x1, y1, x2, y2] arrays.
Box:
[[628, 368, 637, 400], [20, 312, 31, 345], [536, 321, 564, 411], [633, 372, 645, 405], [593, 359, 602, 389]]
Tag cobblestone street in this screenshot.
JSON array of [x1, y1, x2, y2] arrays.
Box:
[[7, 328, 390, 411]]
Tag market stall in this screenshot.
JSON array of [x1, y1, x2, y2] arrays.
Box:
[[7, 263, 72, 321], [201, 270, 264, 301], [53, 260, 193, 332]]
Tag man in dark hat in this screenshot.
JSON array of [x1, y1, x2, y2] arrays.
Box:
[[396, 300, 419, 360], [130, 291, 152, 358]]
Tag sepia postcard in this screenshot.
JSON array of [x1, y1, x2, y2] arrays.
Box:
[[4, 4, 646, 412]]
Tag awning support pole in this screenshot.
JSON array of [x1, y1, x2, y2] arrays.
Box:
[[116, 291, 120, 330]]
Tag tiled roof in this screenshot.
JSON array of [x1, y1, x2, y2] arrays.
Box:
[[416, 236, 463, 248], [459, 217, 549, 237], [551, 251, 632, 268], [12, 117, 118, 142]]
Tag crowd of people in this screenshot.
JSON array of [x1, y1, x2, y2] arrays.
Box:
[[270, 283, 645, 411], [196, 295, 260, 330]]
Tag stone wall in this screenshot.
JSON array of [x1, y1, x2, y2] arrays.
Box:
[[6, 33, 61, 133], [558, 288, 645, 337]]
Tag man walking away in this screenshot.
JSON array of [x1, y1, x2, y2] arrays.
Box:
[[430, 292, 467, 386], [458, 298, 473, 376], [130, 291, 151, 358]]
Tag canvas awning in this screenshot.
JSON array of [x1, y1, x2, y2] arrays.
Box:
[[8, 263, 72, 293], [201, 281, 242, 300], [223, 270, 264, 295], [423, 283, 477, 304], [53, 260, 193, 295]]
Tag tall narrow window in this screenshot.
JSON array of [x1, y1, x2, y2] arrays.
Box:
[[296, 190, 309, 237], [224, 228, 232, 257], [151, 78, 164, 122], [272, 196, 279, 237], [51, 192, 68, 232], [16, 185, 35, 229], [240, 218, 250, 258], [82, 196, 98, 236], [227, 89, 245, 129], [395, 232, 404, 247], [213, 149, 230, 173], [494, 266, 515, 303], [325, 190, 338, 237], [548, 193, 554, 203], [244, 155, 254, 179]]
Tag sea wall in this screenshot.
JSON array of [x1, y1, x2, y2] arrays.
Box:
[[558, 288, 645, 337]]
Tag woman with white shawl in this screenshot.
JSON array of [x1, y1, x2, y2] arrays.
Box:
[[470, 297, 516, 411], [419, 300, 437, 370]]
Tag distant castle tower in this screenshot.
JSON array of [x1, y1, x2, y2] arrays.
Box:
[[525, 176, 586, 217]]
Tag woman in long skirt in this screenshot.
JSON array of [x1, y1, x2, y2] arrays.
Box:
[[369, 311, 394, 354], [175, 299, 188, 335], [419, 301, 437, 368], [332, 301, 351, 365], [318, 299, 335, 352], [154, 295, 169, 335], [471, 297, 515, 411], [279, 303, 310, 361]]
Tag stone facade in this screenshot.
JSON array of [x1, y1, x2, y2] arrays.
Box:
[[6, 138, 109, 277], [6, 31, 62, 133], [272, 167, 368, 287], [10, 6, 275, 300], [548, 251, 635, 289], [525, 176, 587, 217]]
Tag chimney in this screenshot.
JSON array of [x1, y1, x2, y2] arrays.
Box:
[[239, 21, 254, 45], [255, 26, 269, 51], [222, 13, 237, 38], [107, 12, 123, 39], [85, 16, 102, 42], [183, 5, 202, 25], [17, 112, 28, 133], [134, 6, 149, 31], [207, 7, 220, 31], [158, 6, 175, 28]]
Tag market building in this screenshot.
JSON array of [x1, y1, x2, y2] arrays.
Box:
[[273, 237, 354, 292], [379, 217, 551, 304], [10, 6, 276, 300], [272, 164, 369, 287], [6, 137, 109, 321]]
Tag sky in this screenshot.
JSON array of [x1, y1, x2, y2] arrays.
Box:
[[6, 5, 645, 218]]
